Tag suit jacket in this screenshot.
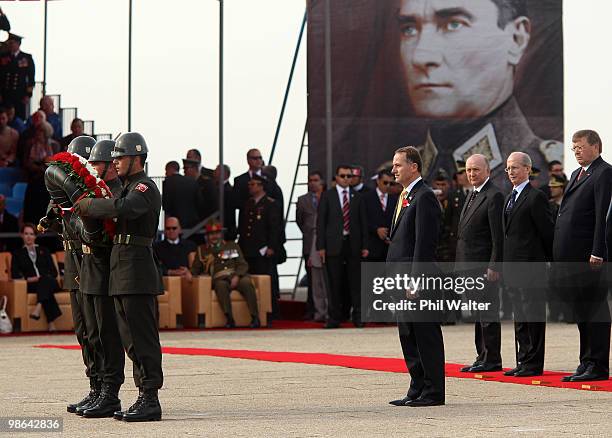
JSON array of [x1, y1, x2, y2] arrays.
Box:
[[11, 245, 57, 280], [502, 183, 553, 263], [233, 171, 284, 213], [553, 156, 612, 262], [386, 179, 440, 269], [296, 192, 319, 256], [221, 181, 238, 241], [316, 187, 368, 257], [455, 180, 504, 270], [162, 174, 205, 229], [364, 189, 398, 260], [607, 199, 612, 261]]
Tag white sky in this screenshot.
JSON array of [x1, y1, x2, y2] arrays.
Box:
[[5, 0, 612, 184]]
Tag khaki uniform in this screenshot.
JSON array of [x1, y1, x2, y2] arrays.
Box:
[[192, 241, 258, 319]]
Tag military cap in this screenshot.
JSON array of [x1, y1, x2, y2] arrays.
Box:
[[111, 132, 148, 157], [249, 174, 267, 184], [88, 139, 116, 163], [205, 222, 225, 234], [433, 168, 450, 181], [67, 135, 96, 159], [548, 174, 566, 188], [455, 160, 466, 173]]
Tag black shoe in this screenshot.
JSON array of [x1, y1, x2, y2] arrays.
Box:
[[460, 361, 482, 372], [514, 369, 542, 378], [324, 321, 340, 329], [67, 379, 101, 413], [224, 316, 236, 329], [562, 364, 588, 382], [249, 316, 261, 329], [561, 373, 581, 382], [114, 389, 144, 421], [82, 384, 122, 418], [469, 363, 502, 373], [29, 313, 40, 321], [503, 366, 522, 376], [122, 389, 162, 422], [405, 397, 445, 407], [389, 394, 419, 406], [570, 365, 609, 382], [353, 321, 365, 328]]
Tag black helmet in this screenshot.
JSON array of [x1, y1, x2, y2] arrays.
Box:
[[111, 132, 148, 158], [88, 140, 116, 163], [67, 135, 96, 159]]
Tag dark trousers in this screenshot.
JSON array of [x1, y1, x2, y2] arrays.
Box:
[[473, 282, 502, 366], [246, 256, 280, 318], [69, 290, 97, 380], [114, 295, 163, 390], [28, 276, 62, 323], [304, 263, 314, 318], [508, 287, 546, 372], [82, 294, 125, 386], [398, 321, 445, 402], [325, 238, 361, 324]]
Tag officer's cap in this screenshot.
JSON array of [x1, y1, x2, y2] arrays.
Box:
[[89, 139, 116, 163], [249, 174, 267, 184], [205, 222, 225, 234], [7, 33, 23, 43], [548, 174, 566, 188], [182, 158, 200, 168], [111, 132, 148, 158], [433, 168, 449, 181], [67, 135, 96, 159], [455, 160, 466, 173], [529, 166, 541, 178]]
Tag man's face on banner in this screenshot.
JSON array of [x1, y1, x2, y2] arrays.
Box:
[[398, 0, 529, 119]]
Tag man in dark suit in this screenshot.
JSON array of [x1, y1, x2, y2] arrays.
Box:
[[316, 164, 369, 328], [364, 169, 397, 262], [233, 148, 283, 212], [162, 161, 205, 231], [553, 130, 612, 382], [0, 193, 18, 252], [214, 164, 238, 241], [387, 146, 444, 407], [456, 154, 504, 373], [502, 152, 553, 378]]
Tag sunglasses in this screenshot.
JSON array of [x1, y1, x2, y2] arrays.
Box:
[[381, 181, 393, 186], [337, 174, 352, 179], [248, 155, 263, 160], [165, 226, 178, 230]]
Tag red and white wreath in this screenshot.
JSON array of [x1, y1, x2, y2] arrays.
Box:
[[49, 151, 116, 239]]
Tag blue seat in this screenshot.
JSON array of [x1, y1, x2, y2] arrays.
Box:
[[0, 182, 11, 196], [11, 182, 27, 200], [4, 197, 23, 216]]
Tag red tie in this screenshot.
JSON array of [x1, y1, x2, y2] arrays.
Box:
[[342, 190, 350, 233], [380, 193, 386, 211], [577, 168, 586, 181]]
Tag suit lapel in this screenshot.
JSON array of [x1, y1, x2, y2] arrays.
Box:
[[505, 184, 531, 230], [391, 180, 422, 237], [565, 157, 602, 196], [460, 190, 487, 228]]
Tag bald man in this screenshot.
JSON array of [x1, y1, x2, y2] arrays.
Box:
[[455, 154, 504, 373]]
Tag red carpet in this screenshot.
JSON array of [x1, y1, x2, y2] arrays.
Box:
[[36, 344, 612, 392]]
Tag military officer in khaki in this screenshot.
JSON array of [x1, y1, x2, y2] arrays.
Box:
[[74, 132, 164, 423], [192, 222, 260, 328], [77, 139, 126, 418]]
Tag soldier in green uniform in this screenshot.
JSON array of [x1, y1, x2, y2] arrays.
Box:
[[77, 140, 126, 418], [39, 135, 100, 414], [191, 222, 260, 328], [74, 132, 164, 422]]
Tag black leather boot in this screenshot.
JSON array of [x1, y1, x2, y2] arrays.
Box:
[[122, 389, 162, 422], [249, 315, 261, 328], [67, 378, 100, 413], [82, 383, 121, 418], [114, 388, 143, 420]]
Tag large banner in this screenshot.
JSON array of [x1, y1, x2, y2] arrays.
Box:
[[307, 0, 563, 188]]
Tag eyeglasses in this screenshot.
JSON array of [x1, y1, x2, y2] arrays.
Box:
[[504, 166, 527, 173], [337, 174, 352, 179], [165, 227, 178, 230], [381, 181, 392, 186], [248, 155, 263, 160], [570, 145, 593, 152]]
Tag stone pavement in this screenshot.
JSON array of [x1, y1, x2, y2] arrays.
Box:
[[1, 322, 611, 437]]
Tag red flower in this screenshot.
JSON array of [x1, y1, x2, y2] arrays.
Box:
[[94, 187, 103, 198], [51, 152, 70, 162], [84, 175, 97, 188], [71, 161, 83, 172], [402, 198, 409, 208], [67, 156, 79, 164], [78, 168, 89, 178]]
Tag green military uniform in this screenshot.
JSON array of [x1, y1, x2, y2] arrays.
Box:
[[191, 240, 258, 322], [79, 175, 126, 417], [437, 187, 465, 263]]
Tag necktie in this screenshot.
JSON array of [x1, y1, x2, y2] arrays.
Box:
[[379, 192, 386, 211], [577, 168, 586, 181], [465, 190, 478, 212], [342, 190, 350, 233], [393, 189, 407, 226], [505, 189, 518, 216]]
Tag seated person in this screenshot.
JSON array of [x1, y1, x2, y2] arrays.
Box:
[[10, 223, 62, 331], [191, 222, 260, 328], [153, 217, 196, 280]]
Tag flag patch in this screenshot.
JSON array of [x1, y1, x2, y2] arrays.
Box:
[[135, 183, 148, 193]]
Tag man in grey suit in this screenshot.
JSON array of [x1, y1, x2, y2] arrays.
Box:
[[456, 154, 504, 373], [553, 130, 612, 382], [387, 146, 444, 407], [296, 171, 327, 321]]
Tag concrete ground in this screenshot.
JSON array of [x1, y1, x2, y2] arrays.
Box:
[[1, 322, 611, 437]]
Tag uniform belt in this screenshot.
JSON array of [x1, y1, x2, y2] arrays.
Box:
[[113, 234, 153, 246], [63, 240, 81, 251], [82, 244, 91, 254]]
